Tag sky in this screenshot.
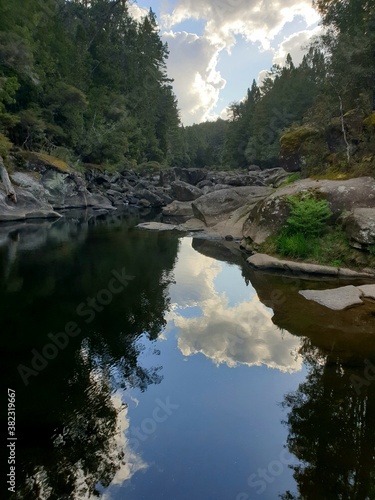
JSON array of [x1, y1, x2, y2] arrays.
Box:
[[129, 0, 321, 126]]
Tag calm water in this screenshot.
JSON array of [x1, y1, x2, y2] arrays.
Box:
[[2, 211, 375, 500]]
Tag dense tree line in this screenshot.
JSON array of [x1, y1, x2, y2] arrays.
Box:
[[184, 0, 375, 175], [1, 0, 374, 175], [0, 0, 181, 167]]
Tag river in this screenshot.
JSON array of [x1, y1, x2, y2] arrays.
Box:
[[2, 210, 375, 500]]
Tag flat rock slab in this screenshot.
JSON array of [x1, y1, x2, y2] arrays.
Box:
[[179, 218, 206, 232], [247, 253, 375, 279], [358, 284, 375, 300], [137, 222, 182, 232], [299, 286, 364, 310]]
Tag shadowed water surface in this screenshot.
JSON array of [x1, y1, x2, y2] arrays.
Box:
[[1, 213, 375, 499]]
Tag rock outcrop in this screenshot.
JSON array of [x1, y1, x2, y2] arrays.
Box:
[[0, 181, 61, 222], [344, 208, 375, 250], [243, 177, 375, 245]]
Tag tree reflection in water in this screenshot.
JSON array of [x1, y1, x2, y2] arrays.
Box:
[[280, 345, 375, 500], [0, 213, 179, 499], [239, 266, 375, 500]]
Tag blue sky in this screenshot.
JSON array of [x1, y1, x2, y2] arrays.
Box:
[[130, 0, 321, 125]]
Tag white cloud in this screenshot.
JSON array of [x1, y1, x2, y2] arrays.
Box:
[[272, 26, 323, 67], [144, 1, 321, 123], [162, 0, 320, 49], [101, 392, 148, 499], [167, 239, 303, 373], [163, 31, 226, 124], [175, 294, 303, 373], [128, 3, 149, 22]]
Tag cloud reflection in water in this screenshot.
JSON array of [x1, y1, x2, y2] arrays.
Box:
[[167, 239, 303, 373]]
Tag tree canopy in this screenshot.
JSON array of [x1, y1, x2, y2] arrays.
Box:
[[0, 0, 181, 167]]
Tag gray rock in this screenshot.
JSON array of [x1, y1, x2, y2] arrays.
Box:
[[192, 186, 272, 227], [171, 181, 203, 202], [138, 198, 151, 208], [244, 177, 375, 245], [0, 182, 62, 222], [25, 210, 62, 219], [224, 175, 254, 187], [247, 253, 375, 279], [258, 167, 289, 187], [11, 172, 48, 202], [159, 169, 176, 187], [299, 286, 364, 310], [213, 184, 231, 191], [174, 167, 206, 186], [106, 189, 123, 198], [179, 218, 206, 231], [358, 284, 375, 300], [197, 180, 213, 189], [127, 196, 139, 205], [248, 165, 261, 172], [136, 189, 164, 207], [137, 222, 180, 231], [162, 200, 194, 217], [41, 169, 113, 209], [344, 208, 375, 249]]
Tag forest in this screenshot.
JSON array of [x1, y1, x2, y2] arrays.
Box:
[[0, 0, 375, 177]]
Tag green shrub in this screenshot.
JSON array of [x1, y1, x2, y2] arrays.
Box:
[[276, 233, 311, 258], [285, 194, 332, 238]]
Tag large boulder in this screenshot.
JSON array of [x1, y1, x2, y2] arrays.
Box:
[[41, 169, 112, 209], [244, 177, 375, 245], [258, 168, 290, 187], [171, 181, 203, 201], [344, 208, 375, 249], [174, 167, 206, 186], [136, 188, 164, 207], [0, 183, 61, 222], [162, 200, 194, 217], [192, 186, 272, 227], [224, 174, 255, 187], [11, 172, 49, 202], [159, 167, 206, 187]]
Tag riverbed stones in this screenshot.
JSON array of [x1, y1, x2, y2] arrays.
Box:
[[299, 286, 364, 310]]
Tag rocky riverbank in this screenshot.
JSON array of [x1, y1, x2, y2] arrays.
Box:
[[1, 153, 375, 279]]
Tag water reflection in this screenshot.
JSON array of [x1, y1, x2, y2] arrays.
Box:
[[280, 345, 375, 500], [243, 269, 375, 499], [170, 239, 303, 373], [1, 214, 178, 498], [2, 216, 375, 499]]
